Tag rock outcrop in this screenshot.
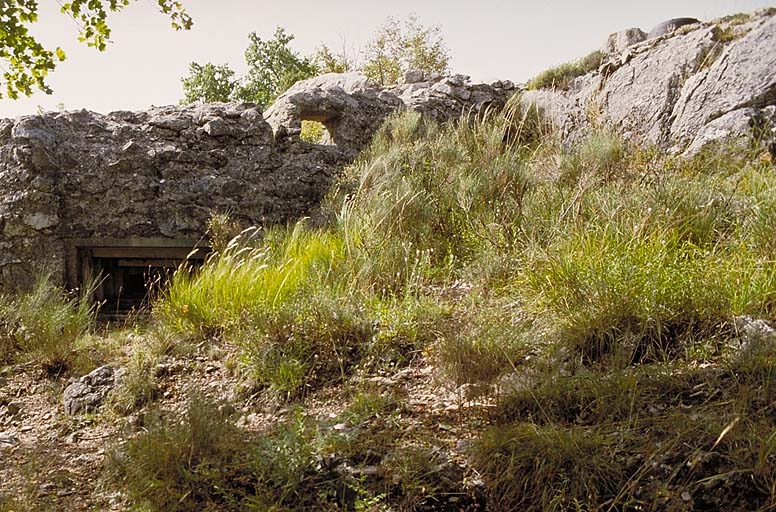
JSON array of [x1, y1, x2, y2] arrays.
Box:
[[521, 8, 776, 157]]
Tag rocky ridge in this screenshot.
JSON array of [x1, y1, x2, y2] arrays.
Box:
[[521, 8, 776, 157]]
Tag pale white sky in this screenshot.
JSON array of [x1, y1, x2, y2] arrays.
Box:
[[1, 0, 773, 118]]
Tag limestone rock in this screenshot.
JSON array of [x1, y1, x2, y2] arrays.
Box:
[[265, 72, 517, 154], [63, 365, 124, 415], [670, 15, 776, 149], [522, 9, 776, 155], [602, 28, 647, 55], [264, 73, 402, 155]]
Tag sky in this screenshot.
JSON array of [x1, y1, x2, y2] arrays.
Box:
[[1, 0, 774, 118]]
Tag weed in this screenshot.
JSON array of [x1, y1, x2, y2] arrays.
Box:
[[106, 394, 256, 511]]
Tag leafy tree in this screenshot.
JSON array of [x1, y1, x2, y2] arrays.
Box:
[[361, 15, 450, 86], [313, 44, 353, 74], [232, 27, 318, 108], [180, 62, 237, 104], [0, 0, 191, 99]]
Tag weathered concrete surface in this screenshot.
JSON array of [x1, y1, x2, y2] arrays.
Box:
[[522, 9, 776, 156], [0, 103, 350, 290], [0, 75, 516, 292]]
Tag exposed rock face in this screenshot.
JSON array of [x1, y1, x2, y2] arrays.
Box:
[[266, 72, 516, 155], [522, 9, 776, 156], [264, 73, 403, 155], [0, 75, 515, 292], [602, 28, 647, 55]]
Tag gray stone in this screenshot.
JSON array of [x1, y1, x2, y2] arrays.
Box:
[[647, 17, 702, 39], [264, 72, 403, 155], [683, 108, 759, 157], [63, 365, 122, 415], [402, 69, 426, 84], [22, 212, 58, 230], [0, 435, 19, 447], [602, 28, 647, 55], [265, 72, 515, 155], [670, 15, 776, 148], [734, 315, 776, 353], [522, 9, 776, 155]]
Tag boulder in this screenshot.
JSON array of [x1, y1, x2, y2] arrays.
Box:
[[602, 28, 647, 55], [264, 72, 517, 155], [264, 73, 403, 155], [647, 17, 702, 39]]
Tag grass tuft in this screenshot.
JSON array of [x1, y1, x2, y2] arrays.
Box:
[[526, 50, 605, 90]]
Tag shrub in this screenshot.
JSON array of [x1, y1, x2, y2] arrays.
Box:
[[300, 119, 326, 143]]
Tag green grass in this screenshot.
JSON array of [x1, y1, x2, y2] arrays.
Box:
[[139, 108, 776, 509], [0, 273, 99, 371], [526, 50, 605, 90]]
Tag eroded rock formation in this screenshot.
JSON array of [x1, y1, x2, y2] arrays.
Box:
[[522, 8, 776, 156]]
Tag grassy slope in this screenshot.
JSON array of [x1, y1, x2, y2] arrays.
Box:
[[3, 101, 776, 511]]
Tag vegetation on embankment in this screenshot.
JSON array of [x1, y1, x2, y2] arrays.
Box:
[[3, 98, 776, 511]]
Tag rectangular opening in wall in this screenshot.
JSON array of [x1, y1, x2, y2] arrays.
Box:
[[66, 239, 210, 317]]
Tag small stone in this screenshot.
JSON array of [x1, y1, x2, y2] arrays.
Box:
[[38, 483, 56, 495], [5, 402, 22, 416], [217, 403, 236, 416], [681, 491, 692, 502], [455, 439, 471, 452], [0, 435, 19, 447]]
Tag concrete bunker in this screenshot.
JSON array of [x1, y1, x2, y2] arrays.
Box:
[[66, 239, 209, 314]]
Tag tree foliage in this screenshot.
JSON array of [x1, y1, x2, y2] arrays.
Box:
[[0, 0, 191, 99], [313, 44, 353, 74], [232, 27, 317, 108], [178, 16, 451, 107], [180, 62, 236, 104], [362, 15, 450, 85]]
